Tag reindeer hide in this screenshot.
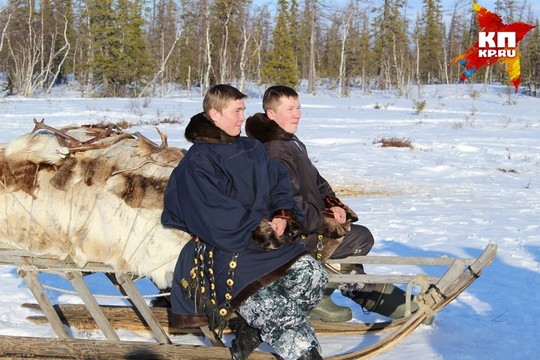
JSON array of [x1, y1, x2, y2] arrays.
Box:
[[0, 123, 190, 289]]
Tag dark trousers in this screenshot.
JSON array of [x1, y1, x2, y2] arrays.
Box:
[[303, 224, 374, 274]]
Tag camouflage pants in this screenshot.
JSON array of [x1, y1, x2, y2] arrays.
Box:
[[237, 255, 327, 360]]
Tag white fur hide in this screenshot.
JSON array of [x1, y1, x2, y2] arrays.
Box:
[[0, 127, 190, 289]]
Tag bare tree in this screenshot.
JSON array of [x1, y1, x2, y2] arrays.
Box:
[[307, 0, 316, 93], [238, 8, 254, 92], [251, 7, 270, 85], [45, 15, 70, 94], [201, 0, 212, 95], [7, 2, 41, 96], [338, 2, 355, 97], [217, 1, 234, 84], [0, 3, 14, 55], [139, 27, 182, 97]]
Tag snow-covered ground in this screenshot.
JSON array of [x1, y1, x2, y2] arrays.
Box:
[[0, 83, 538, 359]]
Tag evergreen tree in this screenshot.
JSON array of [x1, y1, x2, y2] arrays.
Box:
[[321, 13, 341, 79], [117, 0, 152, 90], [261, 0, 299, 87], [88, 0, 152, 96], [297, 0, 314, 80], [288, 0, 301, 71], [417, 0, 445, 84], [349, 9, 374, 93], [372, 0, 412, 93], [173, 0, 205, 89]]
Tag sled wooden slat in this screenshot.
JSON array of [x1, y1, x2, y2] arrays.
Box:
[[115, 272, 172, 344], [14, 257, 70, 339], [0, 335, 277, 360], [1, 248, 476, 269], [23, 303, 179, 332], [0, 248, 116, 272], [22, 303, 406, 336], [199, 325, 226, 347], [327, 255, 476, 266], [66, 270, 120, 341], [326, 254, 475, 285], [327, 273, 441, 285]]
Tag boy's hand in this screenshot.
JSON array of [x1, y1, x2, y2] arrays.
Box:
[[330, 206, 347, 224], [270, 217, 287, 236]]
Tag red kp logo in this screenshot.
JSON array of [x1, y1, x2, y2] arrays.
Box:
[[451, 3, 535, 92]]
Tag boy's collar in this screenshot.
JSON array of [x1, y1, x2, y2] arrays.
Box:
[[245, 113, 294, 143], [185, 112, 239, 144]]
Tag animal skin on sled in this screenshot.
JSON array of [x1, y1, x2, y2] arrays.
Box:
[[0, 121, 191, 289]]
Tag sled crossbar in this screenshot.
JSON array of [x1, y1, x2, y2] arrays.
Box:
[[0, 247, 476, 284], [326, 254, 475, 285]]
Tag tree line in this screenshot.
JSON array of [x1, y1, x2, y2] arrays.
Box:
[[0, 0, 538, 98]]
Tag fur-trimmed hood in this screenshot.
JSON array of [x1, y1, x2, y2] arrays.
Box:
[[185, 112, 239, 144], [245, 112, 294, 143]]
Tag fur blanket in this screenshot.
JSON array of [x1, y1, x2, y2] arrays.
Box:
[[0, 120, 191, 289]]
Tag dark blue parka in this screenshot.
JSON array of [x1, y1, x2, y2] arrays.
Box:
[[161, 112, 307, 328]]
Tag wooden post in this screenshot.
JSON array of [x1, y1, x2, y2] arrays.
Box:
[[115, 273, 171, 344], [66, 271, 120, 341], [0, 335, 277, 359], [15, 257, 69, 339]]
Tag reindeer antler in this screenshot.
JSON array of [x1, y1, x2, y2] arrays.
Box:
[[80, 124, 124, 146], [29, 119, 170, 155], [31, 118, 83, 148], [69, 133, 134, 152], [155, 128, 169, 150], [30, 119, 136, 153]]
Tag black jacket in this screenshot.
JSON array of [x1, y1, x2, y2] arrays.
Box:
[[246, 113, 336, 233]]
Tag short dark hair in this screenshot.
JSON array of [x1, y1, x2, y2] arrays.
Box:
[[262, 85, 298, 112], [203, 84, 247, 114]]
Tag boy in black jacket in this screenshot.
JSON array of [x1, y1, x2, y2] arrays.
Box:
[[246, 85, 417, 322]]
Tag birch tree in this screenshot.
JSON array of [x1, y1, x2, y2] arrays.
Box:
[[5, 0, 71, 96], [337, 1, 356, 96], [307, 0, 316, 93], [0, 3, 13, 57]]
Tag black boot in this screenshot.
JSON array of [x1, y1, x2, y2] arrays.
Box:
[[342, 282, 420, 319], [230, 321, 262, 360], [297, 347, 323, 360]]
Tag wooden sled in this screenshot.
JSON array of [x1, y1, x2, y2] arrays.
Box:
[[0, 243, 497, 359]]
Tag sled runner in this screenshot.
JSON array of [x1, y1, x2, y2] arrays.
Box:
[[0, 243, 497, 359]]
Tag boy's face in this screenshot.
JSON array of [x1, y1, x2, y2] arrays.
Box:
[[266, 96, 301, 134], [210, 99, 246, 136]]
